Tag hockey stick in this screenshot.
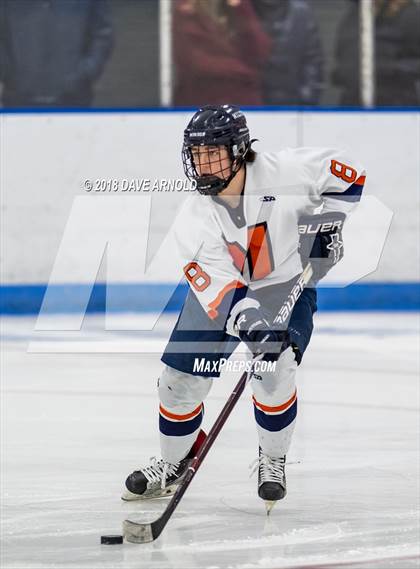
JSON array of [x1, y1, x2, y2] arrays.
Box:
[[123, 262, 313, 543]]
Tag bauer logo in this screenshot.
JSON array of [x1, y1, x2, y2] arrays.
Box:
[[326, 233, 344, 263], [189, 132, 206, 137], [274, 273, 308, 325], [298, 220, 343, 234]]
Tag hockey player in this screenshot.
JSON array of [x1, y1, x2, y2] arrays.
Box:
[[123, 105, 365, 509]]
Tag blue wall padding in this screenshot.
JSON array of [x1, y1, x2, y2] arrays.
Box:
[[0, 282, 418, 314]]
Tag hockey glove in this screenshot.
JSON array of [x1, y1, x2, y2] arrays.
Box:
[[234, 307, 289, 362], [298, 211, 346, 283]]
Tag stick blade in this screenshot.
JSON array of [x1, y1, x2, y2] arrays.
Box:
[[123, 519, 155, 543]]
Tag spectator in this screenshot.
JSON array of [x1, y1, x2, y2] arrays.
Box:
[[332, 0, 420, 106], [173, 0, 271, 107], [252, 0, 324, 106], [0, 0, 114, 108]]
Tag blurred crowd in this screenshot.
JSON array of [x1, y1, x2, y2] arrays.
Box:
[[0, 0, 419, 108]]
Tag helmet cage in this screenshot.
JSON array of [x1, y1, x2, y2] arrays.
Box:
[[182, 105, 251, 196], [182, 142, 247, 196]]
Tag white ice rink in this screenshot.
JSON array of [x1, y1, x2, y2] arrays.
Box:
[[1, 312, 419, 569]]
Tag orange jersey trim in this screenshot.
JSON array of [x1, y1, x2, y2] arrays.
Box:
[[159, 403, 202, 421], [253, 389, 297, 413], [354, 175, 366, 185], [208, 280, 245, 319]]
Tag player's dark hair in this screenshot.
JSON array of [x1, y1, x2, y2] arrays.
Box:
[[245, 148, 257, 163]]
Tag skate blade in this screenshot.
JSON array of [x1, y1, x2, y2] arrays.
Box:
[[121, 485, 176, 502], [265, 500, 277, 515], [123, 519, 154, 543]]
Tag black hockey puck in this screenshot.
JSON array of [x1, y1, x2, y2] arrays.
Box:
[[101, 534, 123, 545]]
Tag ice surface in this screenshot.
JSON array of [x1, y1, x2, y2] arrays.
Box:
[[1, 312, 419, 568]]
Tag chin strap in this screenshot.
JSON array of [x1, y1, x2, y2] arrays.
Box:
[[196, 161, 243, 195]]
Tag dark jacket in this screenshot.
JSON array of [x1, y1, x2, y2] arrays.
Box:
[[252, 0, 324, 105], [173, 0, 271, 107], [0, 0, 114, 107], [332, 0, 420, 106]]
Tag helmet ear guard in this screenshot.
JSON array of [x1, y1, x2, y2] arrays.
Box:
[[232, 141, 246, 159], [231, 137, 258, 160]]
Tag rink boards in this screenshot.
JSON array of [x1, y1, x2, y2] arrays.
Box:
[[1, 109, 419, 313]]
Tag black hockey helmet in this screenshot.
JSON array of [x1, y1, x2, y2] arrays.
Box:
[[182, 104, 251, 195]]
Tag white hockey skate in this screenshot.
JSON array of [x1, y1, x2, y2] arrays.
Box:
[[122, 429, 206, 501], [250, 447, 287, 514]]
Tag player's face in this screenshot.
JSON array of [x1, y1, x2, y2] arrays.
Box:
[[191, 146, 231, 179]]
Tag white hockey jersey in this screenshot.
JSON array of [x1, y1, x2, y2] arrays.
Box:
[[174, 147, 366, 334]]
